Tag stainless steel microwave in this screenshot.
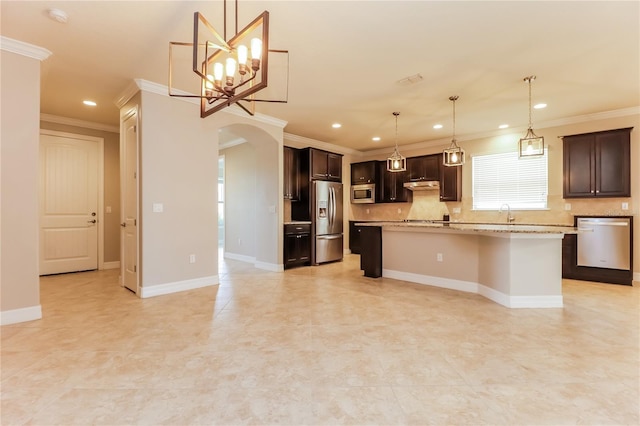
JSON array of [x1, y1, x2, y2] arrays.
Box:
[[351, 184, 375, 204]]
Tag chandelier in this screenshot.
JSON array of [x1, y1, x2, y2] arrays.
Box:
[[168, 0, 288, 117], [387, 112, 407, 172], [443, 95, 465, 167], [519, 75, 544, 157]]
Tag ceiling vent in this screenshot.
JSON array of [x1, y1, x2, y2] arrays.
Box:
[[396, 73, 423, 85]]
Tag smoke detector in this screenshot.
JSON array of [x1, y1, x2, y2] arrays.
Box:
[[47, 9, 68, 24]]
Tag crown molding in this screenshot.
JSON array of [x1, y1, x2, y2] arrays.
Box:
[[0, 36, 51, 61], [113, 80, 140, 109], [219, 136, 247, 150], [115, 79, 288, 129], [40, 114, 119, 133], [284, 132, 361, 157]]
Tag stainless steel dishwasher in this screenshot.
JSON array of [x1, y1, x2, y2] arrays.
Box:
[[577, 217, 631, 270]]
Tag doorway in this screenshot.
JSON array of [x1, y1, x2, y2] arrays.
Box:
[[121, 109, 139, 293], [39, 130, 104, 275]]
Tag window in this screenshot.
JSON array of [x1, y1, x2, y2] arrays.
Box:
[[472, 149, 548, 210]]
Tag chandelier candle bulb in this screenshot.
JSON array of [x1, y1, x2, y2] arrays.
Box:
[[251, 38, 262, 59], [225, 58, 237, 86], [237, 45, 248, 74]]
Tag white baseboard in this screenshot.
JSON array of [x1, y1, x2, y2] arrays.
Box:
[[1, 305, 42, 325], [102, 261, 120, 270], [255, 261, 283, 272], [384, 269, 563, 309], [383, 269, 478, 293], [224, 252, 256, 263], [139, 275, 218, 299], [224, 252, 282, 272]]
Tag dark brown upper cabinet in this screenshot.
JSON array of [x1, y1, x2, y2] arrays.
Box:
[[350, 161, 377, 185], [440, 161, 462, 202], [310, 148, 342, 181], [377, 161, 412, 203], [563, 128, 632, 198], [407, 154, 440, 182], [283, 146, 300, 201]]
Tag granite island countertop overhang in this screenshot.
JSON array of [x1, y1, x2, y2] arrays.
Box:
[[356, 220, 578, 235]]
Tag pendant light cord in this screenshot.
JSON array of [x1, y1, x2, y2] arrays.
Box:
[[449, 95, 459, 147], [525, 75, 536, 129], [393, 111, 400, 151]]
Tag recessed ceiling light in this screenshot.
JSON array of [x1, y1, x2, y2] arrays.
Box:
[[433, 124, 443, 129], [83, 100, 97, 106], [534, 103, 547, 109], [372, 136, 381, 142], [499, 124, 509, 129], [331, 123, 341, 129]]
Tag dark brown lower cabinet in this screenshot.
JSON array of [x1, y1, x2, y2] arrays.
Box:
[[284, 224, 311, 269], [360, 226, 382, 278]]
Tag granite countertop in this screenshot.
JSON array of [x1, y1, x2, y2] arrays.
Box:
[[284, 220, 312, 225], [356, 220, 578, 234]]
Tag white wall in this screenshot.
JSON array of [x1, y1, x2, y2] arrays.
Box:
[[222, 142, 257, 259], [0, 47, 47, 324], [221, 124, 282, 269], [137, 90, 220, 289]]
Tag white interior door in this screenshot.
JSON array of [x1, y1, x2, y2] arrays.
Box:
[[39, 132, 100, 275], [122, 112, 139, 293]]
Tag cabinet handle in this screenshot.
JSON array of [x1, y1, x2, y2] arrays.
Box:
[[591, 190, 595, 194], [596, 190, 600, 193]]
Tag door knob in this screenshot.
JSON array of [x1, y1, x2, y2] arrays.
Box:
[[120, 222, 126, 227], [88, 219, 97, 224]]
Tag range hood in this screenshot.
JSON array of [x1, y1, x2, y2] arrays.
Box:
[[403, 180, 440, 191]]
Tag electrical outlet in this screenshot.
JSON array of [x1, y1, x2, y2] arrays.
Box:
[[564, 203, 572, 211], [189, 254, 196, 264], [622, 202, 629, 210], [453, 207, 461, 214], [105, 206, 112, 213], [238, 238, 242, 246], [366, 208, 370, 214], [397, 208, 402, 214], [152, 203, 163, 213], [437, 253, 443, 262]]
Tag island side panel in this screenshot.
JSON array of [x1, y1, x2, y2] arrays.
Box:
[[477, 234, 564, 308], [382, 227, 480, 292]]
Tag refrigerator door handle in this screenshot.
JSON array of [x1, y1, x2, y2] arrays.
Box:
[[317, 234, 342, 240], [329, 187, 334, 228]]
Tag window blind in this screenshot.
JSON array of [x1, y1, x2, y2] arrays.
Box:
[[472, 150, 548, 210]]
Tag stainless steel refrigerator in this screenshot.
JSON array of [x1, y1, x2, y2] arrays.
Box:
[[312, 180, 343, 265]]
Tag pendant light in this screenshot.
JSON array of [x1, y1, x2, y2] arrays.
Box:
[[443, 95, 465, 167], [387, 112, 406, 172], [519, 75, 544, 157]]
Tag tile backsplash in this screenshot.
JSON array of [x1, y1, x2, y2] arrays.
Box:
[[350, 193, 634, 225]]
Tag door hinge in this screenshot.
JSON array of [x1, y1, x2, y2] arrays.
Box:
[[134, 219, 137, 226], [134, 265, 137, 272], [134, 125, 137, 132], [134, 172, 137, 179]]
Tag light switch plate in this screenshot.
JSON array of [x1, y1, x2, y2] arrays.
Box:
[[622, 202, 629, 210], [153, 203, 163, 213], [564, 203, 571, 211]]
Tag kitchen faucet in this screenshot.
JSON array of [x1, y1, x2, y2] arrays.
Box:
[[499, 203, 515, 223]]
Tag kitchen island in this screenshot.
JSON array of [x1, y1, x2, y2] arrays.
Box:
[[357, 221, 578, 308]]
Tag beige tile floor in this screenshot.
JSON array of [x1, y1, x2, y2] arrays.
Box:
[[1, 253, 638, 425]]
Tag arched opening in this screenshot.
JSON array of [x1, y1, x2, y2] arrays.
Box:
[[218, 123, 282, 271]]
